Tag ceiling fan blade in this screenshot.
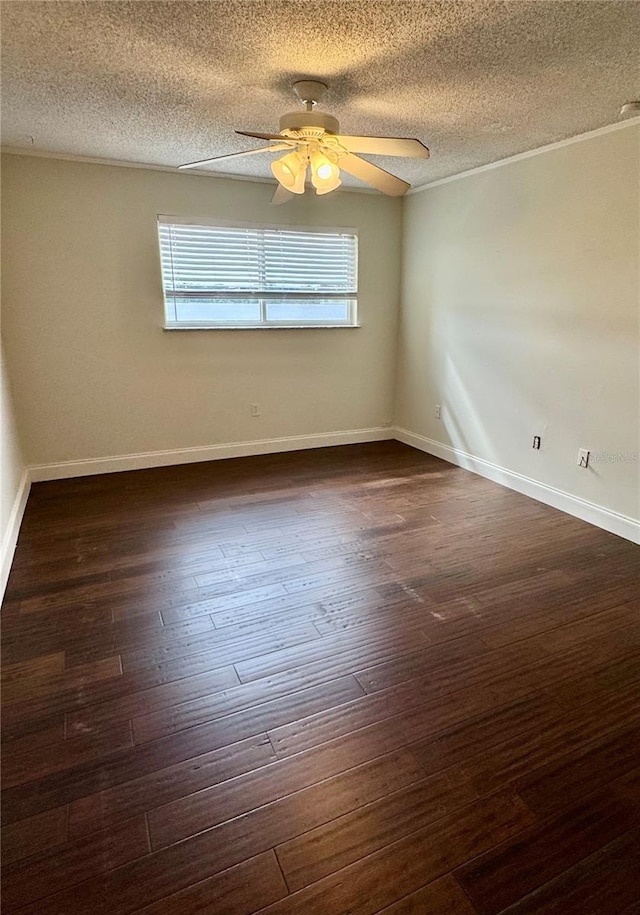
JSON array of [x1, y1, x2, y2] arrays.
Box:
[[339, 153, 410, 196], [271, 184, 295, 206], [178, 143, 291, 170], [236, 130, 289, 142], [335, 136, 430, 158]]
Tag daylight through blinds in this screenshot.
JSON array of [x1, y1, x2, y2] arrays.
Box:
[[158, 219, 358, 326]]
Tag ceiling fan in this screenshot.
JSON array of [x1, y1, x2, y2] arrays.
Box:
[[178, 79, 430, 203]]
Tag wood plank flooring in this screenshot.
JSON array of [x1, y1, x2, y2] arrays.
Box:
[[1, 441, 639, 914]]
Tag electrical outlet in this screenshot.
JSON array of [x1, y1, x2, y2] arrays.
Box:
[[435, 404, 441, 419], [250, 403, 260, 418], [577, 448, 590, 468], [532, 436, 541, 450]]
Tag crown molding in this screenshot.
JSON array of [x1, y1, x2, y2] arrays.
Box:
[[408, 116, 640, 194], [0, 146, 377, 193], [0, 146, 273, 181], [4, 114, 638, 198]]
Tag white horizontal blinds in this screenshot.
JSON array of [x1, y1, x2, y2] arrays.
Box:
[[261, 230, 357, 295], [158, 219, 357, 326], [159, 224, 263, 295]]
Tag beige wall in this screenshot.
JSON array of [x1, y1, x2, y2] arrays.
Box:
[[1, 342, 26, 585], [396, 125, 640, 522], [1, 155, 401, 466], [2, 126, 638, 536]]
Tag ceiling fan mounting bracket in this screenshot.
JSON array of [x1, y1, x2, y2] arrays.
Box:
[[292, 79, 328, 108]]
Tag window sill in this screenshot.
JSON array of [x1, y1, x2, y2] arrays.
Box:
[[162, 325, 362, 331]]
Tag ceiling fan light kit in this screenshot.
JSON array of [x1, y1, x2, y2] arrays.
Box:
[[310, 151, 341, 194], [179, 78, 430, 202], [270, 150, 307, 193]]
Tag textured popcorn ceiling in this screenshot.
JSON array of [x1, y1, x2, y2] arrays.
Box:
[[1, 1, 639, 189]]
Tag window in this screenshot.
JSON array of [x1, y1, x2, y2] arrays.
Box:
[[158, 216, 358, 329]]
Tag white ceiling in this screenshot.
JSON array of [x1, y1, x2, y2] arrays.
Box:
[[2, 1, 639, 189]]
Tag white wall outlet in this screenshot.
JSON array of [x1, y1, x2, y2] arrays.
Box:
[[250, 403, 260, 417], [577, 448, 590, 468], [435, 404, 441, 419]]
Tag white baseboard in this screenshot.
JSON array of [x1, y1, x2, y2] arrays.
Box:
[[8, 425, 635, 605], [28, 427, 394, 482], [394, 426, 640, 545], [1, 469, 31, 600]]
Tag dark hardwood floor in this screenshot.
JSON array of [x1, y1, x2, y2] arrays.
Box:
[[1, 441, 639, 914]]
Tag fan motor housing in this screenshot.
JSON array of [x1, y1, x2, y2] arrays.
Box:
[[279, 110, 340, 135]]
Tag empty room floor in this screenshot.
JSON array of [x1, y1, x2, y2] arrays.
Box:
[[1, 441, 639, 914]]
